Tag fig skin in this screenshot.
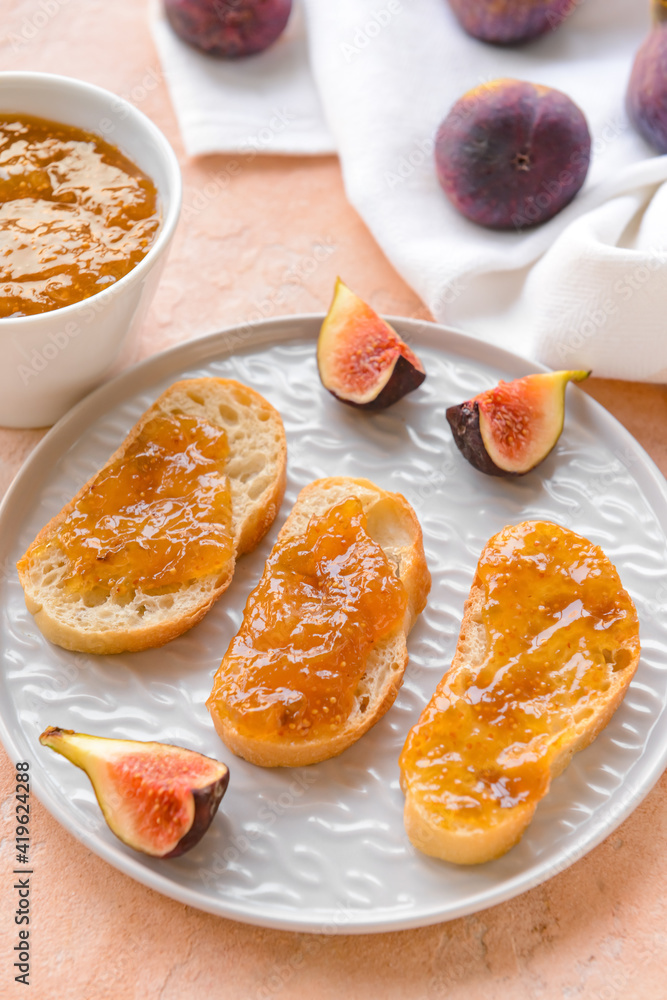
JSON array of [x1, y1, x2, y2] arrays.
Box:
[[446, 370, 590, 477], [39, 727, 229, 859], [164, 0, 292, 58], [446, 399, 507, 477], [317, 278, 426, 410], [435, 79, 591, 230], [627, 21, 667, 153], [163, 780, 228, 859], [447, 0, 576, 45]]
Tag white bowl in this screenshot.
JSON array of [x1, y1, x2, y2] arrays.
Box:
[[0, 72, 182, 428]]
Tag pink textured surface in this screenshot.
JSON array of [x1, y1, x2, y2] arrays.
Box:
[[1, 2, 667, 996]]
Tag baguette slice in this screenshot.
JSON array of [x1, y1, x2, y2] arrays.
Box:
[[400, 521, 641, 865], [17, 378, 286, 654], [207, 477, 431, 767]]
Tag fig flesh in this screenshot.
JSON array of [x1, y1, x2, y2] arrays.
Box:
[[446, 370, 589, 476], [317, 279, 426, 409], [447, 0, 576, 45], [435, 79, 591, 230], [40, 727, 229, 858], [164, 0, 292, 59], [627, 4, 667, 154]]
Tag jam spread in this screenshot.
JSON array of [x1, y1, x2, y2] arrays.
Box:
[[0, 114, 159, 317], [19, 412, 232, 595], [399, 521, 640, 824], [208, 496, 408, 740]]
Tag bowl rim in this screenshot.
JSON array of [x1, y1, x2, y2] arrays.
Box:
[[0, 70, 183, 327]]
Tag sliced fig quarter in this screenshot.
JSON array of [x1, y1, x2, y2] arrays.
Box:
[[317, 278, 426, 409], [39, 727, 229, 858], [446, 370, 590, 476]]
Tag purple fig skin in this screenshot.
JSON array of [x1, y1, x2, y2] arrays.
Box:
[[447, 0, 576, 45], [164, 0, 292, 58], [627, 26, 667, 154], [163, 767, 230, 859], [435, 79, 591, 230], [446, 401, 510, 477]]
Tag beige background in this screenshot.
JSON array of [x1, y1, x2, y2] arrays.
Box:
[[1, 2, 667, 996]]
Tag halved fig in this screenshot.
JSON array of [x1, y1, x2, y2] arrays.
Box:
[[317, 278, 426, 409], [39, 727, 229, 858], [446, 370, 590, 476]]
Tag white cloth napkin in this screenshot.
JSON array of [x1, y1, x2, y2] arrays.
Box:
[[150, 0, 335, 155], [153, 0, 667, 381]]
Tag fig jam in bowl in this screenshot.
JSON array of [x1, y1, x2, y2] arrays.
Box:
[[0, 72, 182, 428]]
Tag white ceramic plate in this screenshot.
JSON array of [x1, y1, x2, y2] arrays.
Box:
[[2, 316, 667, 934]]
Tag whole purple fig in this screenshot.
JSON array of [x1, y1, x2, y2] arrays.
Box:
[[164, 0, 292, 58], [435, 79, 591, 230], [627, 1, 667, 153], [447, 0, 576, 45]]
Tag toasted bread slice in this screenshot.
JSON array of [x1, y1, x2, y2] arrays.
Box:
[[207, 477, 431, 767], [17, 378, 286, 654], [400, 521, 641, 865]]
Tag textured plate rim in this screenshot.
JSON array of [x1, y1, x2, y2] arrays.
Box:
[[1, 314, 667, 934]]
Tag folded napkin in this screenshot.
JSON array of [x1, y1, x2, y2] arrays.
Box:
[[150, 0, 335, 155], [153, 0, 667, 381]]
